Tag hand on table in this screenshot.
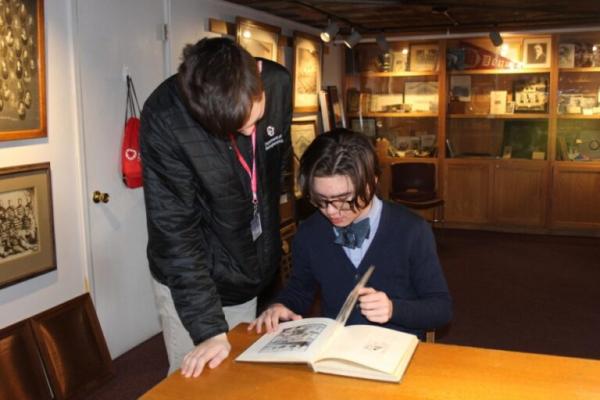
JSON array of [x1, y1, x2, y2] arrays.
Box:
[[181, 332, 231, 378]]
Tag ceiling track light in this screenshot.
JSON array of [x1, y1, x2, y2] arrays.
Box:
[[320, 20, 339, 43], [489, 29, 503, 47], [343, 29, 362, 49], [376, 33, 390, 53]]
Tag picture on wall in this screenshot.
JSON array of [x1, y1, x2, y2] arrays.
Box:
[[293, 32, 321, 113], [0, 162, 55, 288], [523, 37, 551, 68], [0, 0, 46, 142], [236, 17, 280, 62], [291, 119, 318, 196], [326, 86, 346, 129]]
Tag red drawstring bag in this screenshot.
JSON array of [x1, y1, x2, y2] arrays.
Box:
[[121, 76, 143, 188]]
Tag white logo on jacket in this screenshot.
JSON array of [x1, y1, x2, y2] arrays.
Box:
[[264, 126, 283, 151]]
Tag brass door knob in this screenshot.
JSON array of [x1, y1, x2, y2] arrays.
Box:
[[92, 191, 110, 204]]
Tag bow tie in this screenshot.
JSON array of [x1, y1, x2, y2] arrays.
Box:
[[333, 218, 371, 249]]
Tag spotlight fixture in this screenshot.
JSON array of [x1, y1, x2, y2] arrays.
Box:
[[489, 30, 503, 47], [343, 29, 362, 49], [376, 33, 390, 53], [320, 20, 339, 43]]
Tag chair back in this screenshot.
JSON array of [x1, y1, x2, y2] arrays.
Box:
[[390, 162, 437, 201]]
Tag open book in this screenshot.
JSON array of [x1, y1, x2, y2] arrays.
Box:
[[237, 266, 419, 382]]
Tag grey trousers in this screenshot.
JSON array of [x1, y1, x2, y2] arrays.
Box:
[[152, 279, 257, 375]]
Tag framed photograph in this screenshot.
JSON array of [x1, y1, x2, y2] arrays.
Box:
[[346, 88, 360, 114], [293, 32, 321, 113], [30, 293, 113, 400], [559, 43, 575, 68], [350, 117, 376, 137], [450, 75, 471, 102], [514, 77, 548, 113], [409, 44, 439, 72], [523, 38, 551, 68], [0, 162, 55, 288], [291, 118, 317, 196], [236, 17, 280, 62], [0, 0, 47, 142], [490, 90, 507, 114], [326, 85, 346, 129], [391, 50, 408, 72], [404, 81, 439, 112]]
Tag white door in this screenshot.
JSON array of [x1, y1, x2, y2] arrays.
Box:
[[75, 0, 166, 358]]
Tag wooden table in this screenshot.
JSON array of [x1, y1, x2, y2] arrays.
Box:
[[141, 324, 600, 400]]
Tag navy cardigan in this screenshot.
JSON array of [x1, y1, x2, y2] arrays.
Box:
[[276, 201, 452, 339]]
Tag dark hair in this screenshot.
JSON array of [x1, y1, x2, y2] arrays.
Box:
[[299, 128, 380, 210], [178, 37, 263, 138]]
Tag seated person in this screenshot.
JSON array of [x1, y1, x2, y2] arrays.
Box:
[[249, 128, 452, 340]]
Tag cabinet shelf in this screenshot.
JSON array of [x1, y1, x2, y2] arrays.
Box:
[[449, 68, 550, 75], [449, 113, 550, 119], [349, 112, 438, 118], [361, 71, 438, 78], [559, 67, 600, 73], [558, 114, 600, 119]]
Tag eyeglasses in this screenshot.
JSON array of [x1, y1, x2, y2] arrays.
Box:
[[311, 197, 355, 211]]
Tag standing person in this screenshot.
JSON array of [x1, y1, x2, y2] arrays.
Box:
[[140, 37, 292, 378], [250, 129, 451, 340]]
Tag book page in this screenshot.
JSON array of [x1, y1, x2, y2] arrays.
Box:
[[316, 325, 418, 374], [236, 318, 337, 364]]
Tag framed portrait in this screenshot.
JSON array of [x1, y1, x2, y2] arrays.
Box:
[[523, 38, 551, 68], [409, 44, 439, 72], [391, 50, 408, 72], [293, 32, 322, 113], [350, 117, 377, 138], [0, 162, 55, 288], [236, 17, 280, 62], [326, 85, 346, 129], [559, 43, 575, 68], [0, 0, 47, 142]]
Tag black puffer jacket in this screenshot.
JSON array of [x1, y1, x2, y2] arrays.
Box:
[[140, 59, 292, 344]]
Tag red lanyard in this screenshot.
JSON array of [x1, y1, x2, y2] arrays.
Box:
[[229, 127, 258, 205]]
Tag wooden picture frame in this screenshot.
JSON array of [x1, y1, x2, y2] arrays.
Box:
[[559, 43, 575, 68], [409, 43, 439, 72], [350, 117, 377, 138], [293, 32, 321, 113], [291, 118, 318, 197], [236, 17, 280, 62], [0, 0, 47, 142], [30, 293, 114, 400], [0, 162, 55, 288], [513, 76, 548, 113], [523, 37, 551, 68], [0, 320, 52, 400], [326, 85, 346, 129]]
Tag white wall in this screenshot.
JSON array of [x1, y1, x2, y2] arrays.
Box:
[[0, 0, 88, 327]]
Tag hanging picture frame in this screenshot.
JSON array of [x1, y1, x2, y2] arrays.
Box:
[[236, 17, 280, 62], [0, 162, 55, 288], [291, 118, 318, 196], [293, 31, 322, 113], [0, 0, 47, 142], [326, 85, 346, 129]]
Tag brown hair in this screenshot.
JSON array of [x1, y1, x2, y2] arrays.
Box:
[[178, 37, 263, 138], [299, 128, 380, 210]]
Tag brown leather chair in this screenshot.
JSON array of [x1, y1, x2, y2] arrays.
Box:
[[389, 162, 444, 225]]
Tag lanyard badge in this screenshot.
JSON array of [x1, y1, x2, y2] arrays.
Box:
[[230, 127, 262, 241]]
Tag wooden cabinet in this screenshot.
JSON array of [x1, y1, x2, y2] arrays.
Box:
[[491, 160, 548, 227], [551, 163, 600, 229], [443, 159, 492, 224], [345, 31, 600, 234]]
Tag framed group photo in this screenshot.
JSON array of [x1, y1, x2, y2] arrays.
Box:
[[0, 162, 55, 288], [409, 43, 439, 72], [236, 17, 281, 63], [0, 0, 47, 142], [292, 32, 322, 113], [523, 37, 551, 68]]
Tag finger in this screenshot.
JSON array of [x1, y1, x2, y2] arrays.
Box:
[[268, 312, 280, 333], [358, 287, 376, 295], [247, 319, 257, 331], [191, 355, 208, 378], [207, 348, 230, 370], [291, 314, 302, 321]]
